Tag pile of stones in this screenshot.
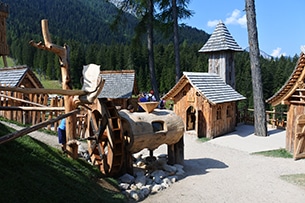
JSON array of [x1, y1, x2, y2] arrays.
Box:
[[118, 154, 185, 201]]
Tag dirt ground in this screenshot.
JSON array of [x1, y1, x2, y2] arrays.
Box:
[[141, 126, 305, 203], [3, 121, 305, 203]]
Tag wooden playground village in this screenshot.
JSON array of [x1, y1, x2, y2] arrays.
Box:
[[0, 15, 304, 178]]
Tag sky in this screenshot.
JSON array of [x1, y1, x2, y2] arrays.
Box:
[[181, 0, 304, 57]]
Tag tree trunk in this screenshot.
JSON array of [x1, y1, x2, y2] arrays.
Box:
[[147, 0, 160, 101], [245, 0, 267, 136], [30, 19, 79, 157], [172, 0, 181, 83]]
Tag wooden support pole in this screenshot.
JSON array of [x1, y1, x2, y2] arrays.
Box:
[[30, 19, 78, 158]]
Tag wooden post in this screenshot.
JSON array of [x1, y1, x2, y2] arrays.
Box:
[[30, 19, 78, 158]]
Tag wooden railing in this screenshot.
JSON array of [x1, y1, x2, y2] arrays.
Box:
[[0, 91, 87, 138], [238, 108, 287, 129]]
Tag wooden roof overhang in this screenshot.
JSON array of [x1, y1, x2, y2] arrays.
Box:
[[162, 75, 190, 100], [161, 74, 219, 106], [266, 52, 305, 106]]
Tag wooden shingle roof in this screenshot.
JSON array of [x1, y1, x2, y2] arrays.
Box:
[[163, 72, 246, 104], [198, 21, 243, 53], [266, 52, 305, 106], [98, 70, 136, 99], [0, 66, 43, 88]]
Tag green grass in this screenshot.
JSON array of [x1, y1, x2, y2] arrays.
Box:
[[252, 148, 293, 158], [0, 122, 127, 202], [40, 79, 62, 89], [280, 174, 305, 189], [0, 56, 15, 67], [197, 137, 210, 143]]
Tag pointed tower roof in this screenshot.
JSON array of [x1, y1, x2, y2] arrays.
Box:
[[199, 21, 243, 53]]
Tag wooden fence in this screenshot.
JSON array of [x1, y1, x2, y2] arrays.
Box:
[[0, 89, 287, 138], [0, 91, 87, 138], [239, 108, 287, 129]]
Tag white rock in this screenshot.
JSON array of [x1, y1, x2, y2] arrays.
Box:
[[162, 177, 172, 186], [130, 184, 137, 190], [119, 183, 130, 190], [151, 184, 163, 193], [130, 190, 140, 201], [119, 173, 135, 184], [151, 170, 166, 179], [167, 175, 178, 183], [135, 174, 146, 188], [139, 187, 151, 198], [162, 164, 177, 173]]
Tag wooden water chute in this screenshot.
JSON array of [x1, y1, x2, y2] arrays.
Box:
[[119, 103, 185, 174]]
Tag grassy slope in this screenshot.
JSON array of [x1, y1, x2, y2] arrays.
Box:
[[0, 57, 15, 67], [0, 122, 127, 202]]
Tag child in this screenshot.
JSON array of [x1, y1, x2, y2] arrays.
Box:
[[58, 119, 66, 152]]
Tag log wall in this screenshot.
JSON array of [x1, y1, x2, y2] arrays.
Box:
[[173, 83, 237, 138]]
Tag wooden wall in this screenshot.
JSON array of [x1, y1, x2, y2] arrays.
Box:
[[286, 103, 305, 153], [173, 83, 237, 139]]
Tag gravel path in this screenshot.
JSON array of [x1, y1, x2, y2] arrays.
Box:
[[3, 121, 305, 202], [142, 125, 305, 203]]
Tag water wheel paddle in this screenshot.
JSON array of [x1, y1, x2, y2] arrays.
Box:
[[86, 98, 124, 176]]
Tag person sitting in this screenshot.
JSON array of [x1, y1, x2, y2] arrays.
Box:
[[138, 93, 148, 112], [146, 89, 156, 101]]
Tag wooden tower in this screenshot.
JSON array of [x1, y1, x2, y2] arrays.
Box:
[[0, 2, 8, 67], [198, 21, 242, 89]]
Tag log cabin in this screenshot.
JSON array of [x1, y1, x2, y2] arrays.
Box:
[[163, 72, 245, 138], [267, 51, 305, 160], [0, 66, 46, 123]]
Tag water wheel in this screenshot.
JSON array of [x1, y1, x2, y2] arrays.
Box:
[[86, 98, 124, 176]]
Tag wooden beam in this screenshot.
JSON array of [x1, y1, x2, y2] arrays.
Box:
[[0, 93, 46, 107], [0, 86, 87, 96], [289, 100, 305, 105], [0, 106, 65, 111], [0, 109, 79, 145]]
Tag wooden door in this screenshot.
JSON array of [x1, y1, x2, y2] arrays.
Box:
[[294, 114, 305, 160]]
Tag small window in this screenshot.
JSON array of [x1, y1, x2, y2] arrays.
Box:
[[152, 121, 164, 132], [216, 106, 222, 120], [227, 105, 232, 118]]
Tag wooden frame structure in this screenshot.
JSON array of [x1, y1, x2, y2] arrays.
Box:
[[163, 72, 245, 139], [267, 52, 305, 160]]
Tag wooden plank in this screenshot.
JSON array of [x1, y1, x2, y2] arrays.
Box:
[[0, 109, 79, 144], [0, 106, 65, 111], [0, 86, 87, 96]]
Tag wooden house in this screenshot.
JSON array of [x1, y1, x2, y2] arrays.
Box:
[[162, 21, 245, 138], [163, 72, 245, 138], [267, 51, 305, 160], [98, 70, 138, 109], [0, 66, 43, 88], [0, 66, 46, 123]]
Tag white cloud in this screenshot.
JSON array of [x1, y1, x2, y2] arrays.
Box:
[[207, 20, 220, 27], [224, 9, 247, 28], [271, 48, 286, 57], [207, 9, 247, 28]]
